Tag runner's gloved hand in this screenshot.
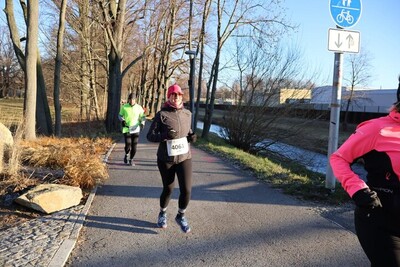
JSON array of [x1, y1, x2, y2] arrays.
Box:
[[187, 133, 197, 143], [167, 130, 178, 139], [352, 188, 382, 209], [140, 124, 144, 131], [122, 120, 127, 127]]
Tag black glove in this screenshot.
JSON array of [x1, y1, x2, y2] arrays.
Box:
[[187, 133, 197, 143], [167, 130, 178, 139], [140, 124, 144, 131], [122, 120, 127, 128], [352, 188, 382, 209]]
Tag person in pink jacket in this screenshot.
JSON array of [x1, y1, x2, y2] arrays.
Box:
[[330, 79, 400, 267]]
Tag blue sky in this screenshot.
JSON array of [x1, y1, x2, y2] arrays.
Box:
[[1, 1, 398, 90], [283, 0, 400, 89]]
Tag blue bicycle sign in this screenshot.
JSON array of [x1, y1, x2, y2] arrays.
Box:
[[329, 0, 362, 28], [336, 9, 354, 25]]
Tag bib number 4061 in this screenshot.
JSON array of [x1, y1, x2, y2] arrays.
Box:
[[171, 144, 185, 150], [167, 137, 189, 156]]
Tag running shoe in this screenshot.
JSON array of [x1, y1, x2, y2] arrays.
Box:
[[128, 159, 135, 166], [175, 214, 191, 233], [123, 154, 128, 164], [157, 212, 167, 229]]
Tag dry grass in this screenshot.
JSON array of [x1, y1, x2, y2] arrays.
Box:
[[20, 136, 112, 189], [0, 99, 115, 231], [0, 134, 113, 197], [0, 118, 35, 196], [0, 98, 115, 197]]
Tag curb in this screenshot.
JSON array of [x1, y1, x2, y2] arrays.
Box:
[[47, 142, 117, 267]]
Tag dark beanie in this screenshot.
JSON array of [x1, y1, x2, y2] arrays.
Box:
[[128, 93, 135, 100], [397, 75, 400, 102]]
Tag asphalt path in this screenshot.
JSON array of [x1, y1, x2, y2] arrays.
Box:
[[66, 125, 369, 267]]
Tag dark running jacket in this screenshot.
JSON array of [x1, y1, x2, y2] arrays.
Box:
[[147, 105, 193, 164]]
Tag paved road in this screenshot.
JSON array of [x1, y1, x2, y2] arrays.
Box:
[[65, 127, 369, 267]]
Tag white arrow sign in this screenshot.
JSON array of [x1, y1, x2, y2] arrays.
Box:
[[328, 28, 360, 53]]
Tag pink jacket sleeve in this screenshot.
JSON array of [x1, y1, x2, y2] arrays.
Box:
[[329, 121, 379, 197]]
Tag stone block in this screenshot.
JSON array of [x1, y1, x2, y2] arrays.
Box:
[[0, 122, 13, 147], [15, 184, 83, 214]]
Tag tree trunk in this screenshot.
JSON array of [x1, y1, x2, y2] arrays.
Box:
[[154, 4, 176, 113], [99, 0, 127, 133], [202, 54, 220, 138], [53, 0, 68, 136], [194, 0, 211, 129], [105, 50, 122, 132], [24, 0, 39, 140], [342, 88, 354, 131], [89, 58, 100, 120], [36, 57, 53, 136], [80, 1, 90, 121], [4, 0, 25, 69], [5, 0, 52, 136]]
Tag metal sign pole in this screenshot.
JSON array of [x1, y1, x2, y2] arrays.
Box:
[[326, 51, 343, 190], [326, 0, 362, 190]]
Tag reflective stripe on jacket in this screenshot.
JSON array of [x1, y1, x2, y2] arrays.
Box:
[[119, 103, 145, 134]]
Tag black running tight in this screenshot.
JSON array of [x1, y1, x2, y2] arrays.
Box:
[[124, 133, 140, 159], [157, 158, 192, 210], [354, 207, 400, 267]]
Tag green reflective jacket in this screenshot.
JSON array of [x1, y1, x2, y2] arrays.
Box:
[[118, 103, 146, 134]]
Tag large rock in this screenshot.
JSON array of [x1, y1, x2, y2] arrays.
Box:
[[0, 122, 13, 147], [0, 122, 13, 172], [15, 184, 83, 214]]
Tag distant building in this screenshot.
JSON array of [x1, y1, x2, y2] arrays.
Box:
[[280, 88, 311, 104], [311, 86, 397, 113], [247, 88, 312, 107]]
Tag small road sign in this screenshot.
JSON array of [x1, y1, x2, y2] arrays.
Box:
[[328, 28, 360, 53], [329, 0, 362, 28]]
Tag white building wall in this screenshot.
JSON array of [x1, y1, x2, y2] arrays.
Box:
[[311, 86, 397, 113]]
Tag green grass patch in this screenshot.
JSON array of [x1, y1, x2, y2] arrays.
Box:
[[195, 131, 350, 205]]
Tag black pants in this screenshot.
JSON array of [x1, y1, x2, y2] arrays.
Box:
[[124, 132, 140, 160], [355, 206, 400, 267], [157, 158, 192, 211]]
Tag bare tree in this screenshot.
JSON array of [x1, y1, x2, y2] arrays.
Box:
[[48, 0, 106, 120], [201, 0, 292, 138], [78, 0, 91, 120], [53, 0, 68, 136], [98, 0, 149, 132], [24, 0, 39, 140], [97, 0, 127, 132], [0, 28, 21, 98], [193, 0, 212, 129], [4, 0, 53, 136], [138, 0, 193, 117], [220, 33, 315, 152], [342, 48, 372, 130]]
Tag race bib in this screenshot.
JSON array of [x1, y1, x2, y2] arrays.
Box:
[[129, 125, 140, 134], [166, 137, 189, 156]]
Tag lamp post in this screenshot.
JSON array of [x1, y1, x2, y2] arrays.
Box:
[[185, 50, 196, 129], [186, 0, 196, 130]]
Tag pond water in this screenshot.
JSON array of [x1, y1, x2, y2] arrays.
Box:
[[196, 121, 366, 178]]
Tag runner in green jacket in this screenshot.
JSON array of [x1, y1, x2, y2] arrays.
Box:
[[118, 93, 146, 166]]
